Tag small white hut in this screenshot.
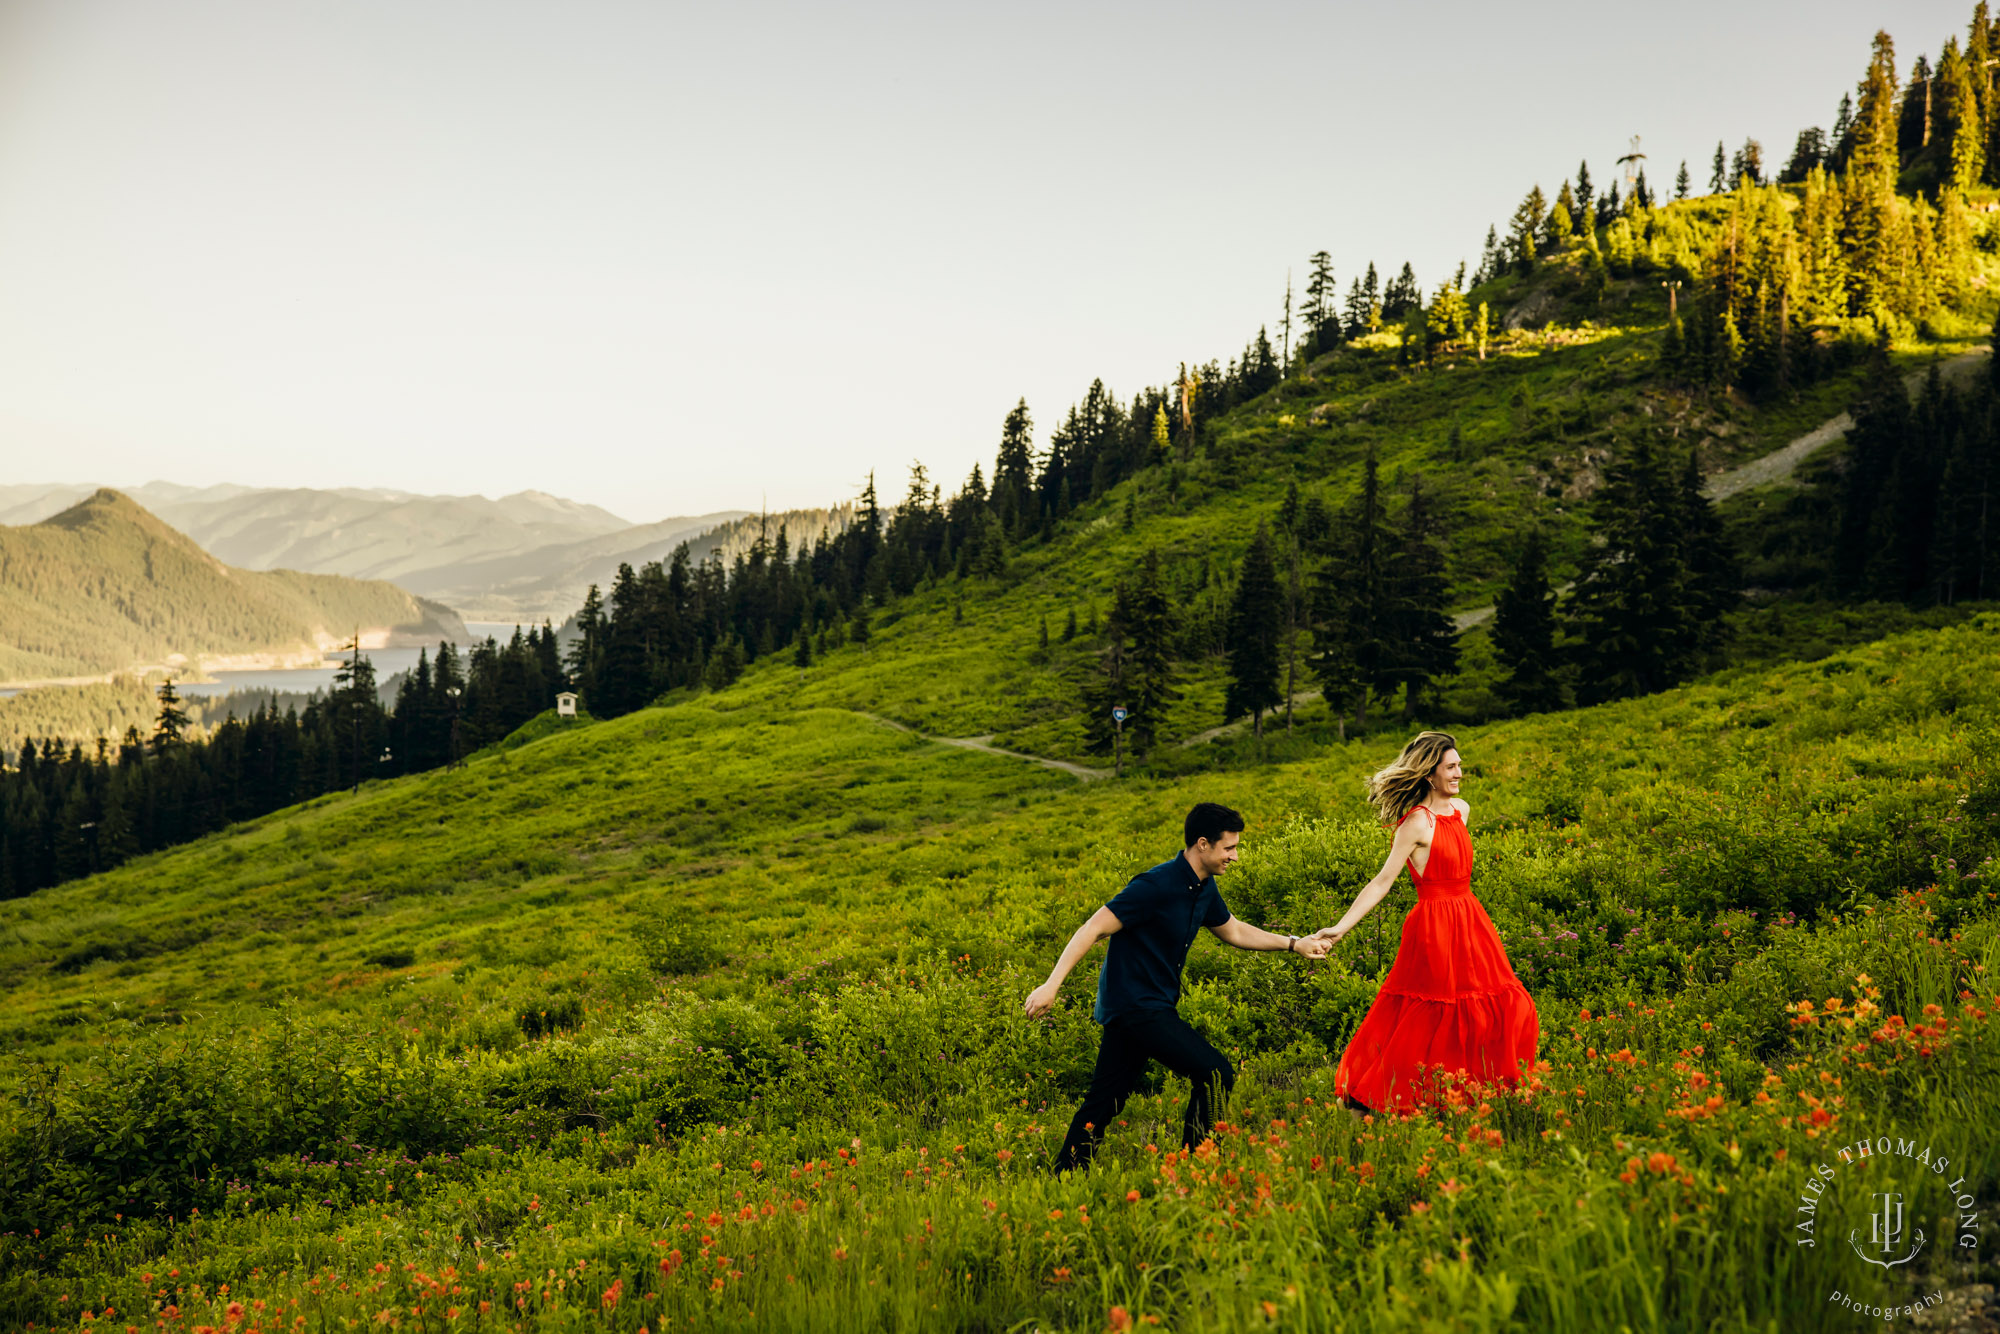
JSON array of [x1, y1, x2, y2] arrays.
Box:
[[556, 691, 579, 719]]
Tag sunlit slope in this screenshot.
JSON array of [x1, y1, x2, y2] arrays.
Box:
[[6, 606, 1997, 1072], [714, 290, 1984, 761]]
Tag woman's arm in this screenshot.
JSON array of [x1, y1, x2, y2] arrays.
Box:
[[1318, 813, 1426, 943]]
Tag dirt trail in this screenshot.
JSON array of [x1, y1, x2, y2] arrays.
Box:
[[861, 713, 1112, 780], [1702, 346, 1988, 502], [1453, 346, 1991, 631]]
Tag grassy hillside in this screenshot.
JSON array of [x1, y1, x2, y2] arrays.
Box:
[[0, 490, 466, 683], [702, 279, 1990, 766], [4, 610, 2000, 1329]]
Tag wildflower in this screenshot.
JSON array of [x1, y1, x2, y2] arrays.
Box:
[[1109, 1308, 1133, 1332], [1126, 1191, 1141, 1203], [997, 1149, 1014, 1163], [1052, 1268, 1073, 1283]]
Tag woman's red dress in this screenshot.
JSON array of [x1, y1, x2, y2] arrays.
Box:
[[1333, 803, 1538, 1112]]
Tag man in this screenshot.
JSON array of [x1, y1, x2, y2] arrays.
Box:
[[1023, 801, 1330, 1172]]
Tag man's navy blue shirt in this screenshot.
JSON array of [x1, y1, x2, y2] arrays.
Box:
[[1093, 851, 1233, 1025]]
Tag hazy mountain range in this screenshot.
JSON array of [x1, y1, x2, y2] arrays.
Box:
[[0, 490, 466, 684], [0, 483, 749, 621]]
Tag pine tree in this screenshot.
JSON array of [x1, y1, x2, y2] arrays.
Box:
[[1304, 250, 1338, 354], [1377, 477, 1459, 720], [792, 624, 813, 669], [150, 679, 190, 756], [1508, 187, 1547, 274], [1123, 550, 1180, 753], [1831, 92, 1857, 170], [1675, 160, 1691, 199], [1062, 608, 1077, 642], [1084, 551, 1180, 756], [1565, 437, 1706, 702], [1710, 141, 1727, 193], [1674, 446, 1740, 654], [1224, 523, 1285, 737], [994, 401, 1035, 534], [1310, 449, 1392, 727], [1573, 161, 1594, 226], [1491, 528, 1564, 714]]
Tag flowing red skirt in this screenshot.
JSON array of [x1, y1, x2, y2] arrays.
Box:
[[1334, 871, 1538, 1111]]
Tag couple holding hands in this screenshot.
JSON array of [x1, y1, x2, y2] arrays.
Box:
[[1021, 730, 1540, 1172]]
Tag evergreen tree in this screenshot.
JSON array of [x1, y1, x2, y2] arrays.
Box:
[[1675, 160, 1691, 199], [1223, 523, 1284, 737], [1309, 449, 1392, 727], [1475, 226, 1503, 287], [1083, 551, 1179, 756], [1304, 250, 1338, 354], [994, 400, 1035, 534], [1831, 92, 1857, 170], [1382, 263, 1421, 319], [1673, 446, 1740, 656], [1491, 528, 1564, 714], [1573, 161, 1594, 226], [1122, 550, 1180, 754], [1508, 187, 1546, 274], [1781, 127, 1829, 182], [1565, 438, 1707, 702], [1710, 141, 1727, 193], [149, 679, 190, 756], [1376, 477, 1459, 720]]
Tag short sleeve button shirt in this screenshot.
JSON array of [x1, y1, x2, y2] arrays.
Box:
[[1092, 851, 1233, 1025]]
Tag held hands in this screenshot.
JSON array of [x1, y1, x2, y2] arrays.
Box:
[[1022, 981, 1061, 1020], [1311, 925, 1348, 947], [1290, 933, 1333, 961]]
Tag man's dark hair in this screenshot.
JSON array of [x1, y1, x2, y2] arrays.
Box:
[[1184, 802, 1245, 848]]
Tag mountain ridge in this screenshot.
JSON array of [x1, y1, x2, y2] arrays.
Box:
[[0, 489, 467, 684]]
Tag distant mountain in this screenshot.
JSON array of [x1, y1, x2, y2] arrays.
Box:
[[0, 481, 633, 577], [451, 506, 855, 623], [0, 491, 466, 684]]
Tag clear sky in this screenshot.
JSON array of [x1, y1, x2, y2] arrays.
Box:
[[0, 1, 1970, 523]]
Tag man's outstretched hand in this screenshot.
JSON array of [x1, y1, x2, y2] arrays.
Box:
[[1023, 981, 1061, 1019], [1312, 926, 1347, 947]]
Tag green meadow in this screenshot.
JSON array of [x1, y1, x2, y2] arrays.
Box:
[[5, 609, 2000, 1331]]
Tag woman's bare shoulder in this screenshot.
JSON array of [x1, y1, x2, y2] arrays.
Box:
[[1451, 797, 1471, 820]]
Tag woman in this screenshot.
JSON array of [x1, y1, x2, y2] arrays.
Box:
[[1318, 731, 1538, 1113]]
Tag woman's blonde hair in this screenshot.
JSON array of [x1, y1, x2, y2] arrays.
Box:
[[1365, 731, 1460, 826]]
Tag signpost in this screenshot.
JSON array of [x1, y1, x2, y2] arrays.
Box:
[[1111, 706, 1129, 778]]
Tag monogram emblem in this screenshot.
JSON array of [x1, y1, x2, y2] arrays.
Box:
[[1847, 1191, 1927, 1269]]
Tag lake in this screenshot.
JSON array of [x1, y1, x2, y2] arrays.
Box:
[[0, 622, 540, 700]]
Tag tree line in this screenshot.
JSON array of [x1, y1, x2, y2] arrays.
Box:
[[0, 627, 567, 899]]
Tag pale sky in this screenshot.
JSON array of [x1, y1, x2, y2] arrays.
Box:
[[0, 1, 1968, 523]]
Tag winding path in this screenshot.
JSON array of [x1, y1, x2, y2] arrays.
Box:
[[1701, 346, 1988, 502], [1453, 345, 1991, 632], [861, 712, 1113, 781]]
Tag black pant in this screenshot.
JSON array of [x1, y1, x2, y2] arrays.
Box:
[[1057, 1008, 1234, 1172]]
